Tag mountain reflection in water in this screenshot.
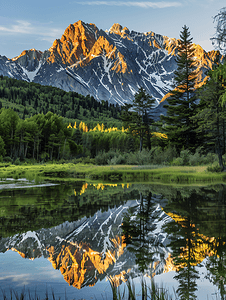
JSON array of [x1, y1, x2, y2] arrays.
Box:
[[0, 181, 226, 299]]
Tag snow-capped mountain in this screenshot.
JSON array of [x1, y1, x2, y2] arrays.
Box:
[[0, 21, 218, 108], [0, 198, 172, 289]]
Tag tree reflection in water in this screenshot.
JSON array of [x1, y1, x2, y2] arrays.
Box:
[[122, 192, 162, 274], [163, 190, 202, 300], [163, 185, 226, 300], [121, 185, 226, 300], [121, 191, 169, 299]]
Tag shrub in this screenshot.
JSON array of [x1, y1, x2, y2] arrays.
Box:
[[161, 145, 177, 164], [171, 157, 184, 166], [206, 152, 218, 164], [180, 149, 191, 165], [151, 147, 164, 165], [187, 149, 218, 166], [95, 150, 121, 165], [108, 154, 126, 165], [13, 158, 21, 165], [124, 151, 139, 165], [3, 156, 12, 163], [125, 149, 153, 165], [207, 162, 222, 172]]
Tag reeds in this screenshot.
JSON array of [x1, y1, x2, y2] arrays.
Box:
[[1, 278, 174, 300], [108, 276, 175, 300], [1, 288, 68, 300]]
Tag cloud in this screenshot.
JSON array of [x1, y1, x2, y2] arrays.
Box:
[[0, 20, 32, 34], [0, 274, 31, 286], [76, 1, 182, 8], [0, 20, 63, 40]]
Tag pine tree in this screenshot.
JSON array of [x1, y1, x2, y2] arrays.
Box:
[[161, 25, 198, 153], [121, 87, 155, 152], [192, 58, 226, 170], [211, 7, 226, 55]]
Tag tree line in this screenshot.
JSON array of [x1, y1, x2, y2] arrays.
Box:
[[0, 75, 121, 128], [1, 9, 226, 167], [0, 109, 84, 161]]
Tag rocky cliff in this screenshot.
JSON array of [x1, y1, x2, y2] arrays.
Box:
[[0, 199, 171, 289], [0, 21, 219, 110]]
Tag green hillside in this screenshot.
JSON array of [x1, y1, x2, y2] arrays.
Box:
[[0, 75, 121, 128]]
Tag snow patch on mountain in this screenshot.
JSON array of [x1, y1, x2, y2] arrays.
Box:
[[0, 21, 218, 115]]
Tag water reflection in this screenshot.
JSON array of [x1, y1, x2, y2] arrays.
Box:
[[163, 192, 201, 300], [120, 185, 226, 299], [0, 182, 226, 299], [122, 192, 166, 274]]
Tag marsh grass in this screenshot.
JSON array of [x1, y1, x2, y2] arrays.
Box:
[[108, 276, 175, 300], [1, 288, 70, 300], [0, 163, 226, 184], [1, 277, 176, 300]]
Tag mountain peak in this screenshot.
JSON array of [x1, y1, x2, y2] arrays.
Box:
[[108, 23, 130, 36], [12, 49, 42, 62], [11, 49, 43, 72], [48, 21, 99, 65], [0, 20, 220, 108]]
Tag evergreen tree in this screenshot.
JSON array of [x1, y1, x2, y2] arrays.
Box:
[[161, 25, 198, 153], [121, 87, 155, 152], [192, 59, 226, 170], [211, 7, 226, 55]]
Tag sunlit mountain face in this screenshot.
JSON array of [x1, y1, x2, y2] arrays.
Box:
[[0, 21, 220, 113], [1, 182, 226, 299], [0, 196, 171, 289]]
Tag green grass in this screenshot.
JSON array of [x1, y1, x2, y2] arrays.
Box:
[[0, 163, 226, 184]]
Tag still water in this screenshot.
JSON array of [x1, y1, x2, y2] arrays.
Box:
[[0, 179, 226, 299]]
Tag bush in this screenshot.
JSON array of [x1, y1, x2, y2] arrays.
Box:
[[171, 157, 184, 166], [13, 158, 21, 165], [108, 154, 126, 165], [151, 147, 164, 165], [3, 156, 12, 163], [188, 149, 218, 166], [206, 152, 218, 164], [125, 149, 153, 165], [207, 162, 222, 172], [124, 151, 139, 165], [180, 149, 191, 165], [95, 150, 121, 165], [171, 149, 190, 166], [161, 145, 177, 164]]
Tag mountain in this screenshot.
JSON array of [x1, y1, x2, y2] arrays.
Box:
[[0, 198, 172, 289], [0, 21, 219, 111]]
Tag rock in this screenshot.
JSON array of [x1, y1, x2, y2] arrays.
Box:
[[0, 21, 220, 117]]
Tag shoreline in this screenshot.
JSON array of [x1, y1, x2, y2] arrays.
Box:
[[1, 163, 226, 184]]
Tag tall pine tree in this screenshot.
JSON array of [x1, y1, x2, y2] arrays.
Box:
[[192, 58, 226, 170], [161, 25, 198, 153], [121, 87, 155, 152]]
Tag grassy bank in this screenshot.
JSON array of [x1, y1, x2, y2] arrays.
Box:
[[1, 163, 226, 184]]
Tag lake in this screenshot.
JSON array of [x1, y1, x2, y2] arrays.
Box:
[[0, 179, 226, 300]]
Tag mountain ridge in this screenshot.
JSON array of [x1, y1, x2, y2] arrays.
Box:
[[0, 20, 220, 112]]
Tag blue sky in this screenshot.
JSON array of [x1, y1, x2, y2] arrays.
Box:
[[0, 0, 225, 59]]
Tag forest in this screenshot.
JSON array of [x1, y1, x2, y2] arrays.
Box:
[[0, 75, 121, 127], [0, 13, 226, 169]]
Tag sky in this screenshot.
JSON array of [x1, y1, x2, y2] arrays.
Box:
[[0, 0, 225, 59]]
